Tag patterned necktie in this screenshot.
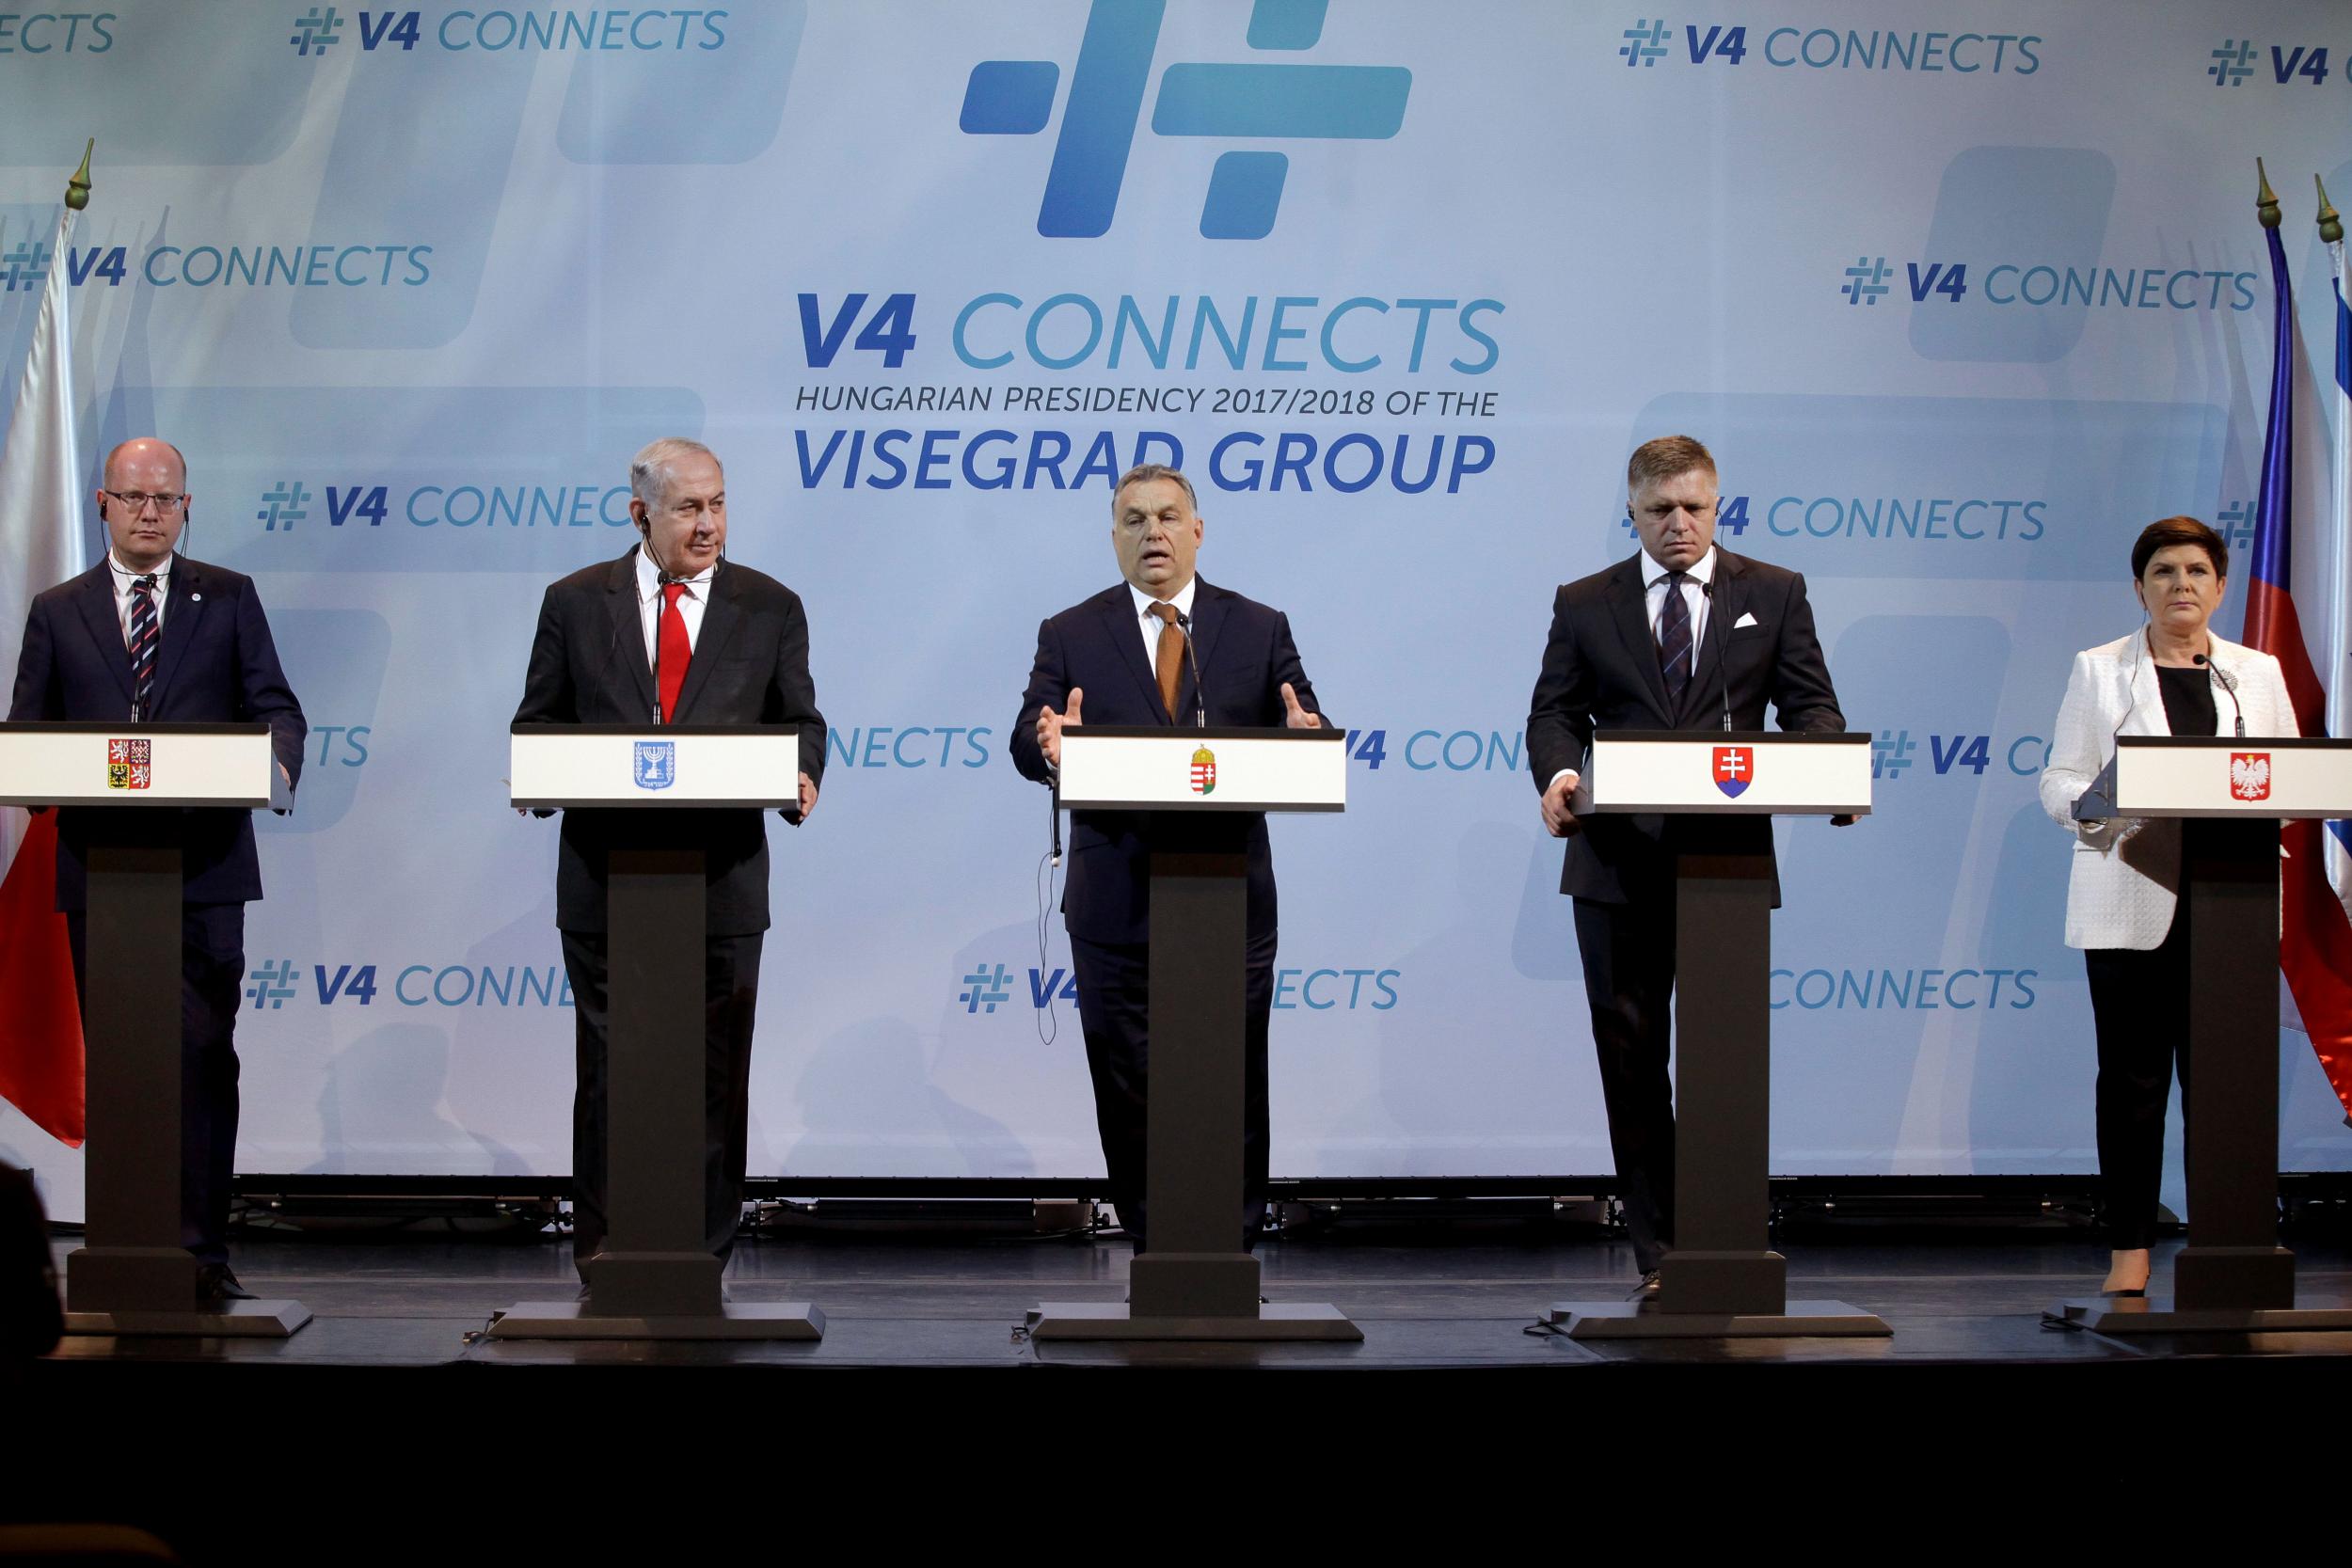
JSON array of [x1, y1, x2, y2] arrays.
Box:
[[657, 581, 691, 722], [128, 575, 159, 717], [1655, 571, 1692, 707], [1147, 601, 1184, 721]]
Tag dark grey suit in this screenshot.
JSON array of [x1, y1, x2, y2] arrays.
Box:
[[514, 546, 825, 1273]]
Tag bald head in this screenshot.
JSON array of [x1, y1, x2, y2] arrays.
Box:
[[97, 436, 191, 571]]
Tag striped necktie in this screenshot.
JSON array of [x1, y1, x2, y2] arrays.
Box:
[[1655, 570, 1692, 708], [128, 575, 159, 718]]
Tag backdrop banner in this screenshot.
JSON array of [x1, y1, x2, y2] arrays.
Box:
[[5, 3, 2349, 1221]]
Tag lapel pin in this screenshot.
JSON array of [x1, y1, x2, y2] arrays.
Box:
[[190, 593, 202, 602]]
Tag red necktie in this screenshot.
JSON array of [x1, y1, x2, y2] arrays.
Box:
[[658, 581, 691, 721]]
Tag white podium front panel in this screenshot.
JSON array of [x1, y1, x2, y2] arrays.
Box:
[[0, 722, 274, 808], [1057, 727, 1346, 813], [1585, 732, 1872, 816], [2112, 737, 2352, 819], [510, 725, 800, 809]]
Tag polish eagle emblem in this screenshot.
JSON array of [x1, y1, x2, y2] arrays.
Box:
[[2229, 752, 2271, 802]]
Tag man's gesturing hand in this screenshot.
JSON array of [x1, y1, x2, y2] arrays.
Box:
[[1037, 687, 1083, 769], [1540, 770, 1581, 837]]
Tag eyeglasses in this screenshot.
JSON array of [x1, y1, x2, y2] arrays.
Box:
[[105, 490, 187, 513]]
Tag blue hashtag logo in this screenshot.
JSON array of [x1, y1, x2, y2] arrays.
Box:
[[246, 958, 299, 1010], [290, 6, 342, 56], [961, 0, 1411, 239], [257, 481, 311, 532], [1871, 729, 1916, 781], [1841, 256, 1892, 305], [0, 241, 52, 293], [2216, 500, 2254, 550], [959, 963, 1013, 1015], [2208, 40, 2255, 86], [1620, 19, 1669, 67]]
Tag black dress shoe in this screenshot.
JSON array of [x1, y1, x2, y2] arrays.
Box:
[[1626, 1270, 1661, 1302], [197, 1264, 256, 1303]]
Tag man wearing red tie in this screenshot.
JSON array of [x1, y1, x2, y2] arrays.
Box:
[[514, 438, 825, 1289]]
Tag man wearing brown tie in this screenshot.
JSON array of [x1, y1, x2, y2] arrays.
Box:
[[1011, 464, 1328, 1254], [513, 437, 825, 1290]]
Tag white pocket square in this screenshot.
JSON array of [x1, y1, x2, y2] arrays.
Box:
[[1733, 611, 1759, 629]]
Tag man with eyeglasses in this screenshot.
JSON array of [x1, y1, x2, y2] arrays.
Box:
[[8, 436, 306, 1302]]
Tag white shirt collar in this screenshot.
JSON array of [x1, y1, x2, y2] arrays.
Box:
[[635, 544, 715, 601], [108, 550, 171, 587], [1638, 546, 1717, 589], [1128, 576, 1198, 625]]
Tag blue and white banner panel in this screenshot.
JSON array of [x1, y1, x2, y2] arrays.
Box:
[[5, 2, 2351, 1214]]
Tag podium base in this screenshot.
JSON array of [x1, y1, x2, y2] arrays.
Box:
[[64, 1300, 312, 1338], [1025, 1301, 1362, 1341], [1547, 1299, 1891, 1339], [2043, 1296, 2352, 1335], [485, 1301, 825, 1340]]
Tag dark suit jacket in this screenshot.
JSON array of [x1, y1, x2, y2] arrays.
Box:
[[1011, 578, 1325, 946], [1525, 548, 1843, 906], [514, 546, 826, 936], [8, 556, 307, 911]]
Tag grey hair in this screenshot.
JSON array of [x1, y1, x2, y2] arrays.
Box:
[[629, 437, 720, 511], [1111, 462, 1197, 517]]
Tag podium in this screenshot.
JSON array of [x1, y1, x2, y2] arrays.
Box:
[[1025, 726, 1360, 1341], [2046, 736, 2352, 1334], [487, 723, 822, 1340], [1547, 732, 1890, 1338], [0, 721, 309, 1337]]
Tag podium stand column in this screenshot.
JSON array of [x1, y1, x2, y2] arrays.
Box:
[[590, 846, 723, 1316], [1129, 831, 1257, 1319], [70, 837, 199, 1312], [2177, 816, 2295, 1310]]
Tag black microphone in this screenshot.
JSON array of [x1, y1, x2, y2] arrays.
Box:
[[1177, 610, 1205, 727], [1700, 580, 1731, 733], [2194, 653, 2245, 737], [1049, 775, 1063, 867]]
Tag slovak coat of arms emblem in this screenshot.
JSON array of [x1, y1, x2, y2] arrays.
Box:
[[1712, 744, 1752, 799]]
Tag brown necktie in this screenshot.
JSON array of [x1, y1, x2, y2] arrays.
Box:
[[1147, 601, 1184, 720]]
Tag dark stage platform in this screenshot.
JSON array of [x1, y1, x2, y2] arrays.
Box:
[[27, 1227, 2352, 1371]]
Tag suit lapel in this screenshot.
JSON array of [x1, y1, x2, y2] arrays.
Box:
[[1682, 553, 1744, 726], [606, 549, 659, 721], [668, 562, 741, 722], [1095, 586, 1169, 724], [1607, 557, 1674, 724], [72, 565, 135, 705], [146, 560, 205, 711]]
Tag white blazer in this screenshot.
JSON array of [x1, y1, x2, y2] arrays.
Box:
[[2039, 630, 2299, 950]]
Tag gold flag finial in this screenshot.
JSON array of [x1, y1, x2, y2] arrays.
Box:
[[2257, 157, 2280, 229], [65, 138, 92, 211], [2319, 173, 2344, 245]]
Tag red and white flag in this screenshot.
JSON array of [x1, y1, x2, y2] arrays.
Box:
[[0, 189, 90, 1148]]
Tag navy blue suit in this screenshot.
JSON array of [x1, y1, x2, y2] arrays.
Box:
[[9, 556, 307, 1264], [1012, 579, 1325, 1251]]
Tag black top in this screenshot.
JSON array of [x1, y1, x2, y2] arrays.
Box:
[[2154, 663, 2218, 737]]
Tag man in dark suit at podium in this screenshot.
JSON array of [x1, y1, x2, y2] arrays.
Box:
[[1011, 463, 1327, 1254], [8, 436, 307, 1301], [514, 437, 825, 1287], [1526, 435, 1845, 1293]]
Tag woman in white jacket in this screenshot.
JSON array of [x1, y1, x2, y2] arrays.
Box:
[[2039, 517, 2298, 1296]]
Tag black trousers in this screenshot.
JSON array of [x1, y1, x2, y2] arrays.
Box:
[[1070, 929, 1276, 1254], [66, 904, 246, 1267], [1572, 894, 1679, 1274], [559, 928, 763, 1278], [2084, 903, 2193, 1251]]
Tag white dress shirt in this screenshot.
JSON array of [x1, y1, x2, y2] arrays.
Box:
[[1548, 546, 1720, 794], [636, 545, 714, 671], [107, 551, 171, 644], [1127, 575, 1198, 670]]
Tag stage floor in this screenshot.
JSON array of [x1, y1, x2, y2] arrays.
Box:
[[35, 1228, 2352, 1370]]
